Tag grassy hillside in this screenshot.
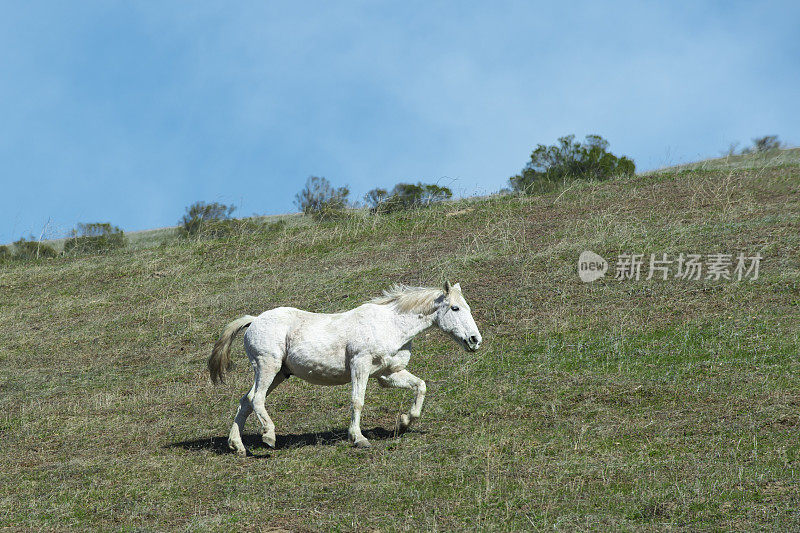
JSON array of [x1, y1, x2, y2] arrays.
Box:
[[655, 146, 800, 173], [1, 156, 799, 530]]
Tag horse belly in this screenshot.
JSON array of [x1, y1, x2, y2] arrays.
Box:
[[285, 348, 350, 385]]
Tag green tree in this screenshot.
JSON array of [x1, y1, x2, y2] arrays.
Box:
[[11, 237, 57, 259], [509, 134, 635, 193], [181, 201, 236, 236], [64, 222, 127, 254], [363, 187, 389, 212], [295, 176, 350, 220], [372, 182, 453, 213], [742, 135, 783, 154]]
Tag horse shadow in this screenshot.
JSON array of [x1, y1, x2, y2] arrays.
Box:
[[167, 426, 416, 458]]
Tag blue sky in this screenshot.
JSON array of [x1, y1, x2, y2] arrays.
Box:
[[1, 1, 798, 243]]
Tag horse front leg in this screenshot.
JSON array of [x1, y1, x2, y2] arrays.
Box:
[[378, 369, 426, 431], [348, 358, 371, 448]]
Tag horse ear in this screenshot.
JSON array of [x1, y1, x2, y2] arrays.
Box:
[[453, 283, 461, 291], [443, 280, 451, 294]]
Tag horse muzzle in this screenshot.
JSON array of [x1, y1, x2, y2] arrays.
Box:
[[466, 335, 481, 351]]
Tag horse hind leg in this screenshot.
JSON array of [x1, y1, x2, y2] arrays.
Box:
[[228, 365, 288, 456], [251, 359, 286, 448], [228, 384, 255, 456], [348, 359, 372, 448]]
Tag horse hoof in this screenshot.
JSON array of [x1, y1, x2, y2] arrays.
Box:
[[353, 438, 371, 449], [229, 441, 247, 457], [399, 414, 411, 430], [262, 434, 276, 448], [228, 440, 247, 457]]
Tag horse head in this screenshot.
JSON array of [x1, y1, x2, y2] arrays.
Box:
[[434, 281, 482, 352]]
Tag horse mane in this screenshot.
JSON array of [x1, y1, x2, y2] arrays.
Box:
[[369, 284, 445, 314]]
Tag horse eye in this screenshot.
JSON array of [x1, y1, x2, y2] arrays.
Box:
[[450, 305, 460, 312]]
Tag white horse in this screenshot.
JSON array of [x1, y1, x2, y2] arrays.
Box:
[[209, 281, 482, 454]]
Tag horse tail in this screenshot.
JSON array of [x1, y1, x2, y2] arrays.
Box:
[[208, 315, 256, 384]]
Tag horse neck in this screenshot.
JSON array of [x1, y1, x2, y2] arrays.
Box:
[[391, 309, 436, 343]]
